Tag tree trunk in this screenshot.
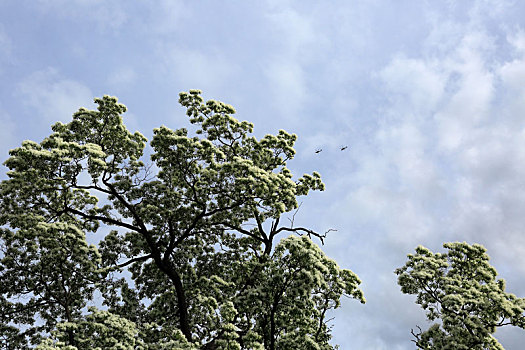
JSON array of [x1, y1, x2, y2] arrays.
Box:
[[155, 260, 192, 342]]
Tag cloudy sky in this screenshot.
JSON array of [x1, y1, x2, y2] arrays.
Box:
[[2, 1, 525, 348]]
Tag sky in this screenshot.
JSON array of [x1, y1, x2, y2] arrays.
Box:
[[2, 0, 525, 349]]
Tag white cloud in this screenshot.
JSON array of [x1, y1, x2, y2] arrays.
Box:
[[363, 24, 525, 280], [158, 46, 238, 94], [263, 60, 306, 119], [107, 66, 137, 90], [423, 17, 465, 55], [500, 58, 525, 92], [147, 0, 188, 34], [0, 109, 16, 163], [35, 0, 127, 30], [507, 29, 525, 55], [264, 4, 328, 61], [0, 27, 10, 54], [260, 3, 329, 118], [16, 68, 93, 125], [378, 55, 446, 113], [0, 24, 13, 73]]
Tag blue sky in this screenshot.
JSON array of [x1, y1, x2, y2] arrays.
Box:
[[2, 1, 525, 348]]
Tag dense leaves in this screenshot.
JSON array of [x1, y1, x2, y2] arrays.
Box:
[[0, 221, 105, 348], [396, 242, 525, 349], [0, 90, 364, 349]]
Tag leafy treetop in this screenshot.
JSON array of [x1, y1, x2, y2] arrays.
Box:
[[396, 242, 525, 350], [0, 90, 364, 350]]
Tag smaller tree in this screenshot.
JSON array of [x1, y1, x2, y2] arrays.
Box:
[[395, 242, 525, 349]]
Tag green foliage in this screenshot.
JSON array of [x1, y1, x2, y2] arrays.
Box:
[[0, 90, 363, 349], [0, 221, 105, 348], [35, 307, 197, 350], [228, 235, 365, 349], [36, 307, 143, 350], [396, 242, 525, 349]]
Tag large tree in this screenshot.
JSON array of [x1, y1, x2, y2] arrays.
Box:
[[396, 242, 525, 349], [0, 90, 365, 349]]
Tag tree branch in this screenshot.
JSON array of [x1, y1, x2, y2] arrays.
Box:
[[115, 254, 153, 269], [253, 209, 268, 241], [411, 325, 423, 346], [213, 221, 265, 242], [287, 202, 302, 228], [164, 200, 247, 261], [272, 226, 336, 245], [64, 207, 141, 233], [102, 179, 149, 234]]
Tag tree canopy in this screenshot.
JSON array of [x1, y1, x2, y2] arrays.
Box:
[[0, 90, 365, 350], [3, 89, 524, 349], [396, 242, 525, 349]]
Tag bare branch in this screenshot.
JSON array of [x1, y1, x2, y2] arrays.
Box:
[[273, 226, 336, 245], [287, 202, 302, 228], [410, 325, 423, 345]]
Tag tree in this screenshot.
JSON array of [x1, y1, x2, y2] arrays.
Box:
[[0, 90, 365, 349], [395, 242, 525, 349]]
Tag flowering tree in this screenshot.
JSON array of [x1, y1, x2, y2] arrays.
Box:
[[0, 90, 365, 349], [396, 242, 525, 349]]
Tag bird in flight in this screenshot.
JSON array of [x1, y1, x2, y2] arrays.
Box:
[[315, 148, 322, 154], [340, 146, 348, 151]]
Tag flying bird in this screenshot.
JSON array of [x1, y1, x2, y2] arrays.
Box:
[[315, 148, 322, 154], [340, 146, 348, 151]]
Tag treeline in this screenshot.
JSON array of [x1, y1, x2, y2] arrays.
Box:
[[1, 91, 523, 349]]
